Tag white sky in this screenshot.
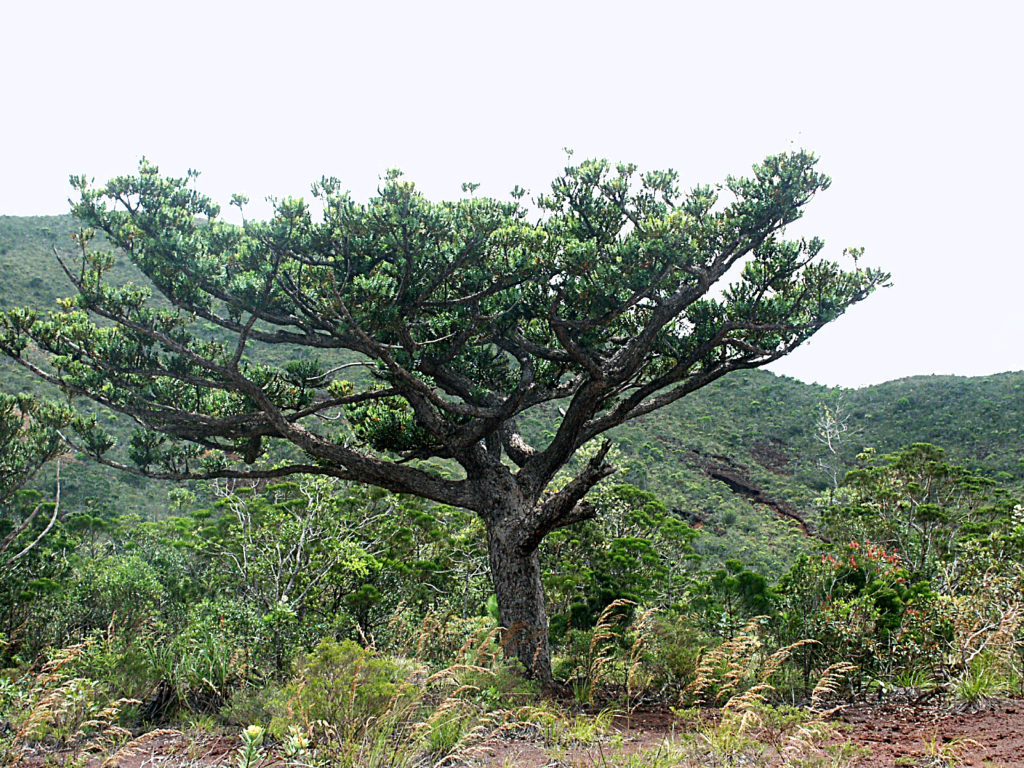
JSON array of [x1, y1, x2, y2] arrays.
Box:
[[2, 0, 1021, 388]]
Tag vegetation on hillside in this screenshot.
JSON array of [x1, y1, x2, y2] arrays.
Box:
[[0, 154, 887, 682], [0, 184, 1021, 764], [0, 441, 1020, 765], [3, 213, 1021, 574]]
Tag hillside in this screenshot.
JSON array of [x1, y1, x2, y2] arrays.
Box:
[[2, 215, 1023, 768], [2, 214, 1022, 571]]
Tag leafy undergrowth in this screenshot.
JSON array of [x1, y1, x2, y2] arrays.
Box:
[[7, 621, 1018, 768], [15, 695, 1024, 767], [2, 444, 1022, 767], [10, 702, 859, 768], [0, 616, 848, 767]]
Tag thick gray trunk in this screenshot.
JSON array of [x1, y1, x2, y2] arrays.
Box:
[[486, 514, 553, 686]]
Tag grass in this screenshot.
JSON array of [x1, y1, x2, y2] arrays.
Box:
[[1, 650, 860, 768], [919, 734, 981, 768], [3, 605, 1016, 768]]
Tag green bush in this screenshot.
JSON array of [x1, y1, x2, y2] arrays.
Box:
[[268, 639, 419, 740], [219, 681, 279, 727], [640, 614, 709, 695], [459, 660, 538, 709]]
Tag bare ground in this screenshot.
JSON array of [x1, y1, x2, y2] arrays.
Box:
[[833, 699, 1024, 767]]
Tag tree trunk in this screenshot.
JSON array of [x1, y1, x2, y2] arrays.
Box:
[[486, 513, 554, 687]]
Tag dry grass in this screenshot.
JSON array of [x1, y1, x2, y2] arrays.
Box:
[[99, 728, 182, 768]]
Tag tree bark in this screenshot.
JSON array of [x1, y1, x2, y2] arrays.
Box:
[[486, 512, 554, 687]]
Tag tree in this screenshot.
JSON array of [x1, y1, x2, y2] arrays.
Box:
[[0, 393, 71, 576], [822, 443, 1016, 579], [0, 151, 887, 683], [814, 391, 859, 495], [0, 393, 69, 507], [693, 558, 773, 639]]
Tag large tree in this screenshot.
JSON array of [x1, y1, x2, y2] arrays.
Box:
[[0, 151, 886, 682]]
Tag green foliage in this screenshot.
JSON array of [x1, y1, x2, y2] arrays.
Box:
[[0, 393, 70, 506], [774, 445, 1023, 696], [691, 559, 774, 638], [0, 155, 885, 683], [823, 443, 1015, 578], [775, 545, 931, 691], [4, 214, 1022, 582], [0, 642, 138, 761], [953, 651, 1005, 704], [0, 446, 1017, 766], [3, 192, 1024, 720], [637, 613, 711, 695], [345, 394, 432, 453], [543, 483, 697, 638], [62, 554, 166, 632], [267, 638, 419, 740]]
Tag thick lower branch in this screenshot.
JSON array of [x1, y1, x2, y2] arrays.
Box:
[[521, 441, 615, 551]]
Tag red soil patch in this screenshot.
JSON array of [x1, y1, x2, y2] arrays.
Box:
[[479, 702, 1024, 767], [833, 699, 1024, 767]]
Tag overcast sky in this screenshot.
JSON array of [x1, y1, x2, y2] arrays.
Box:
[[2, 0, 1021, 388]]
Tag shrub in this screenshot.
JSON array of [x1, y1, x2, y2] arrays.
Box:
[[219, 682, 279, 727], [268, 639, 419, 740], [638, 613, 709, 697]]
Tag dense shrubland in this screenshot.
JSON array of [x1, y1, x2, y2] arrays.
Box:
[[1, 436, 1021, 765]]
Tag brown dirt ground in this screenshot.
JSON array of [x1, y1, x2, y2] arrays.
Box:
[[833, 699, 1024, 767], [17, 700, 1024, 767], [477, 703, 1024, 768]]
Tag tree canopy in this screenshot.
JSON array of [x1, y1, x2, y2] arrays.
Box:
[[0, 150, 888, 681]]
